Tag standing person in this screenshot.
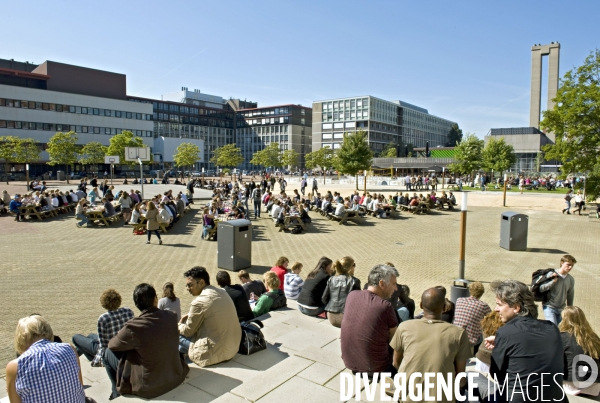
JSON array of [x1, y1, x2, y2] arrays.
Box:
[[574, 190, 585, 216], [251, 185, 262, 219], [405, 174, 411, 191], [145, 202, 162, 245], [452, 281, 492, 355], [106, 284, 189, 399], [559, 306, 600, 397], [119, 191, 133, 222], [485, 280, 567, 403], [538, 254, 576, 325], [300, 177, 307, 196], [312, 176, 318, 196], [322, 256, 361, 327], [519, 175, 525, 194], [340, 264, 399, 376], [186, 179, 195, 204], [88, 187, 98, 205], [75, 199, 90, 228], [5, 315, 89, 403], [297, 257, 334, 317], [389, 288, 471, 402], [158, 282, 181, 321], [563, 189, 574, 214]]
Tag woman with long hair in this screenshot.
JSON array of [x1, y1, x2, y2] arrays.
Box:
[[322, 256, 361, 327], [145, 201, 162, 245], [559, 306, 600, 396], [158, 282, 181, 321], [119, 191, 132, 222], [297, 257, 333, 317]]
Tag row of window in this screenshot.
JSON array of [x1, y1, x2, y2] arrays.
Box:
[[238, 116, 290, 127], [0, 98, 152, 121], [153, 113, 231, 127], [152, 102, 232, 119], [236, 125, 289, 135], [237, 107, 292, 118], [0, 120, 152, 137], [321, 98, 370, 110], [238, 135, 290, 143]]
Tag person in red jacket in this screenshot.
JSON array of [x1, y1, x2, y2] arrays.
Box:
[[270, 256, 289, 290]]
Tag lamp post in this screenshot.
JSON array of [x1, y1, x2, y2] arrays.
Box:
[[451, 192, 469, 303], [138, 158, 144, 200], [503, 173, 508, 207]]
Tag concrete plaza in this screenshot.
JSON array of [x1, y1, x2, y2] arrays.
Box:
[[0, 181, 599, 402]]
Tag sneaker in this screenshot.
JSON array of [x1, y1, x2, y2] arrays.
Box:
[[159, 240, 163, 245], [146, 241, 150, 244]]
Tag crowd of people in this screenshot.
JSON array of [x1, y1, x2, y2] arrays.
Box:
[[4, 253, 599, 402]]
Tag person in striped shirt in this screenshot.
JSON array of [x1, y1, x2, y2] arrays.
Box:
[[284, 261, 304, 300]]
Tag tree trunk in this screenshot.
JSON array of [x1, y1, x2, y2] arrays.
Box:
[[355, 174, 358, 190], [4, 162, 8, 185]]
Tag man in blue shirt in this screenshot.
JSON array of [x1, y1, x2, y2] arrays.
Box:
[[9, 195, 23, 221]]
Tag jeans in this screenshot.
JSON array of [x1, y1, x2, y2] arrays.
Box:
[[147, 229, 161, 241], [202, 225, 213, 239], [179, 335, 192, 355], [254, 201, 261, 218], [76, 213, 89, 226], [397, 307, 410, 322], [72, 333, 99, 362], [103, 348, 123, 399], [298, 304, 325, 316], [564, 201, 571, 213], [543, 305, 562, 325]]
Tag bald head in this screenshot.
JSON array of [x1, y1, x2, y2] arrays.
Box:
[[421, 287, 446, 315]]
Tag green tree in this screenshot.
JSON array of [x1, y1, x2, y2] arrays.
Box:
[[334, 130, 373, 189], [446, 123, 463, 147], [174, 143, 201, 179], [542, 50, 600, 199], [210, 143, 243, 178], [534, 151, 545, 173], [250, 143, 282, 169], [448, 134, 484, 177], [281, 149, 299, 169], [381, 143, 398, 158], [482, 136, 516, 175], [106, 131, 146, 166], [304, 146, 335, 184], [0, 136, 41, 184], [79, 142, 107, 172], [46, 131, 79, 183]]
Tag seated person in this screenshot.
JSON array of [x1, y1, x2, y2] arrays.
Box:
[[335, 200, 346, 217], [253, 272, 286, 317], [270, 200, 282, 222], [102, 198, 115, 218], [106, 284, 189, 399], [9, 195, 24, 221], [178, 267, 241, 367], [448, 191, 457, 206], [216, 271, 254, 322], [238, 270, 267, 299], [158, 202, 173, 225], [5, 315, 91, 403]]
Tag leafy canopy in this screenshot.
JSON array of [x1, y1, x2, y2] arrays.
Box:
[[79, 142, 107, 165], [210, 143, 243, 168], [250, 142, 282, 168], [381, 143, 398, 158], [446, 123, 463, 147], [174, 142, 201, 168], [46, 131, 79, 166], [0, 136, 40, 182], [447, 133, 484, 174], [334, 130, 373, 176], [482, 136, 516, 173], [542, 50, 600, 198], [106, 131, 146, 166], [281, 149, 299, 168], [304, 146, 335, 171]]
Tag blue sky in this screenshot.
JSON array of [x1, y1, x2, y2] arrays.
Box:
[[3, 1, 598, 138]]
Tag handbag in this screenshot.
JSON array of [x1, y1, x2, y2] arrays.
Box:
[[239, 319, 266, 355]]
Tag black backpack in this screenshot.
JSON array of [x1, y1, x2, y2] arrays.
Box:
[[530, 268, 556, 303], [291, 226, 303, 234], [266, 291, 287, 310]]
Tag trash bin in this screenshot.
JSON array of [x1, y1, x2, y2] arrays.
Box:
[[500, 211, 528, 251], [450, 279, 470, 303], [56, 171, 64, 181], [217, 219, 252, 271]]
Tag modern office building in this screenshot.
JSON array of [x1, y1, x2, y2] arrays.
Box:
[[486, 127, 555, 172], [235, 104, 312, 170], [312, 96, 456, 156], [0, 59, 154, 176]]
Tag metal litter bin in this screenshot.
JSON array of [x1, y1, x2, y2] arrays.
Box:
[[217, 219, 252, 271], [450, 279, 470, 303], [56, 171, 65, 180], [500, 211, 528, 251]]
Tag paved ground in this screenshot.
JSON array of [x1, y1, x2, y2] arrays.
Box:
[[1, 180, 599, 402]]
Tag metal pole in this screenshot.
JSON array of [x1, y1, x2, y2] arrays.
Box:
[[363, 171, 367, 194], [25, 164, 29, 192], [458, 193, 468, 279], [110, 164, 113, 186], [442, 167, 445, 189], [138, 158, 144, 200], [503, 173, 507, 207]]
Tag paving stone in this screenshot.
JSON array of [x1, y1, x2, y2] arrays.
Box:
[[274, 327, 336, 351], [256, 375, 340, 403], [297, 362, 343, 386], [261, 322, 297, 340], [81, 364, 110, 383], [324, 368, 353, 393], [293, 346, 346, 370], [320, 338, 342, 355], [0, 378, 6, 399], [230, 356, 313, 401], [232, 343, 292, 371], [209, 392, 250, 403], [187, 360, 258, 397]]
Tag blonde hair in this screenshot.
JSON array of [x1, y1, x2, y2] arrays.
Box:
[[263, 271, 280, 290], [14, 315, 54, 354], [333, 256, 355, 276], [290, 262, 303, 273], [237, 270, 250, 280], [559, 306, 600, 359], [480, 311, 503, 338], [468, 281, 485, 299]]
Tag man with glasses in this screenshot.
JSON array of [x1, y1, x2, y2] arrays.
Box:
[[178, 267, 241, 367]]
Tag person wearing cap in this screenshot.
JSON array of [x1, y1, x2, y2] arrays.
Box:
[[10, 195, 24, 221]]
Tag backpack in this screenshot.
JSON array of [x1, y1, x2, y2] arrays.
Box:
[[291, 225, 303, 234], [530, 268, 556, 303], [266, 291, 287, 310]]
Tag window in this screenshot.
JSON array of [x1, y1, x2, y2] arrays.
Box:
[[301, 109, 305, 115], [93, 108, 99, 115], [136, 113, 142, 120], [322, 123, 332, 130], [94, 127, 100, 134], [0, 120, 6, 128], [21, 100, 28, 108], [301, 118, 305, 125], [126, 112, 132, 119], [115, 111, 122, 118]]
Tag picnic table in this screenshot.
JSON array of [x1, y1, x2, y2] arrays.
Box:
[[85, 206, 115, 226], [280, 215, 305, 232], [130, 214, 168, 233], [19, 204, 55, 220]]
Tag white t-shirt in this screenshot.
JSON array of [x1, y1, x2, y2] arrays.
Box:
[[271, 205, 282, 219], [335, 203, 345, 216]]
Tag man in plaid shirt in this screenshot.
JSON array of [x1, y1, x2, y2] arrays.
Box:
[[452, 281, 491, 355], [72, 289, 134, 367]]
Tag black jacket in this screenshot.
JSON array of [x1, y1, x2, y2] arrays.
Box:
[[297, 270, 329, 308], [224, 285, 254, 322]]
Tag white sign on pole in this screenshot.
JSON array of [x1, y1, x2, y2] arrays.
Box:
[[104, 156, 120, 164], [125, 147, 150, 162]]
